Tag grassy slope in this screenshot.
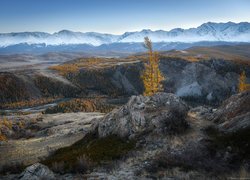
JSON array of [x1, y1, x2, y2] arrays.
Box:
[[159, 44, 250, 65]]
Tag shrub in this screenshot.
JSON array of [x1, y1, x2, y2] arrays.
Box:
[[44, 98, 115, 114], [147, 142, 229, 175], [0, 133, 7, 141], [51, 161, 65, 174], [42, 132, 136, 173], [0, 162, 26, 175], [1, 118, 12, 129], [74, 155, 92, 173]]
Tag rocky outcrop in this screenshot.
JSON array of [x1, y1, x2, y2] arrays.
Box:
[[206, 91, 250, 160], [211, 91, 250, 133], [1, 57, 248, 105], [64, 57, 248, 104], [160, 58, 249, 104], [18, 163, 55, 180], [98, 93, 189, 138], [175, 61, 239, 103]]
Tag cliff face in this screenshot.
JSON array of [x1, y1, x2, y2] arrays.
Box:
[[160, 58, 248, 104], [1, 57, 249, 105], [63, 57, 247, 104], [65, 61, 145, 97]]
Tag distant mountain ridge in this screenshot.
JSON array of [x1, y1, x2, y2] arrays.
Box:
[[0, 22, 250, 47]]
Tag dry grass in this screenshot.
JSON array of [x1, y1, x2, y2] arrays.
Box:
[[44, 98, 115, 114], [145, 167, 209, 180], [0, 133, 7, 141], [0, 117, 39, 140], [49, 57, 141, 76], [220, 167, 250, 179], [159, 45, 250, 66], [0, 118, 13, 129], [0, 118, 12, 141], [43, 132, 136, 173], [51, 161, 65, 174], [49, 64, 79, 75]]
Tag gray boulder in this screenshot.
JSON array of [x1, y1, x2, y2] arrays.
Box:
[[211, 91, 250, 134], [98, 93, 189, 138], [18, 163, 55, 180]]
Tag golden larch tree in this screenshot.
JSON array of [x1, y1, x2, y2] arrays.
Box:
[[238, 71, 250, 92], [141, 37, 165, 96]]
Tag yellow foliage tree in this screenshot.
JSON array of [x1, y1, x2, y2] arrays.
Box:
[[141, 37, 165, 96], [238, 71, 250, 92], [49, 64, 79, 76]]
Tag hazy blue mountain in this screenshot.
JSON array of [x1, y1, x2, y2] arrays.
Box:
[[0, 41, 247, 55], [0, 22, 249, 48], [0, 22, 250, 54]]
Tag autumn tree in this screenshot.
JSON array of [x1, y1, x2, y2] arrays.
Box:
[[238, 71, 250, 92], [141, 37, 165, 96]]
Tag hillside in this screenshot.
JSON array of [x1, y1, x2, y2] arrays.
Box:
[[0, 44, 250, 180], [1, 45, 250, 108], [159, 44, 250, 65], [1, 0, 250, 178]]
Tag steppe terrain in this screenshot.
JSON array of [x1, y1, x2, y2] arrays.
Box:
[[0, 44, 250, 179]]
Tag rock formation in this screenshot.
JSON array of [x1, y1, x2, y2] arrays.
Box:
[[18, 163, 55, 180], [211, 90, 250, 135], [98, 92, 189, 138]]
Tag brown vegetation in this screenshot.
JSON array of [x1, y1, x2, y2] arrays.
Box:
[[159, 45, 250, 66], [43, 132, 136, 173], [49, 64, 79, 75], [49, 57, 140, 76], [0, 118, 12, 141], [0, 116, 40, 141], [0, 72, 31, 103], [0, 133, 7, 141], [44, 98, 115, 114]]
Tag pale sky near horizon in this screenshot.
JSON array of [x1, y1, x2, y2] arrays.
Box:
[[0, 0, 250, 34]]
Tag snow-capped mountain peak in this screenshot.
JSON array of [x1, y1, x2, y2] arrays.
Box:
[[0, 22, 249, 47]]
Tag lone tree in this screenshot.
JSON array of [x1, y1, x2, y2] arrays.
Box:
[[238, 71, 250, 92], [141, 37, 165, 96]]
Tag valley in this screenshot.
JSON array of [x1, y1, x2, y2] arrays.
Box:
[[1, 0, 250, 178], [0, 43, 250, 179]]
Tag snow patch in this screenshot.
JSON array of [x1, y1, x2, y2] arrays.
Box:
[[0, 22, 250, 47]]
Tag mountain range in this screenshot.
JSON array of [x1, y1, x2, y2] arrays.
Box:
[[1, 22, 250, 47], [0, 22, 250, 54]]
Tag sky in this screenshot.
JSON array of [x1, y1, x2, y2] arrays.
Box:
[[0, 0, 250, 34]]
